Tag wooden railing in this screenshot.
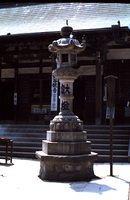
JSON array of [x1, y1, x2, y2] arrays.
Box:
[[0, 138, 13, 164]]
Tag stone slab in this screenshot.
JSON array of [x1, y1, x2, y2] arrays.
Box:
[[35, 151, 98, 181], [47, 130, 87, 142], [42, 140, 91, 155]]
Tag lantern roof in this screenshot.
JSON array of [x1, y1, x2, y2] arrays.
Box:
[[48, 25, 86, 53]]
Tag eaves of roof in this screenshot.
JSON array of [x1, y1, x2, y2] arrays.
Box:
[[0, 3, 129, 36]]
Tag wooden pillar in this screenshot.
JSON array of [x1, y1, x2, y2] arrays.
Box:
[[14, 55, 19, 122], [95, 51, 102, 125], [104, 75, 117, 176], [39, 54, 43, 119], [105, 75, 117, 108], [39, 67, 43, 109], [0, 56, 1, 118], [0, 56, 1, 80]]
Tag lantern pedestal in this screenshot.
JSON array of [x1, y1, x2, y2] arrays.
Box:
[[36, 152, 97, 181], [36, 111, 97, 181]]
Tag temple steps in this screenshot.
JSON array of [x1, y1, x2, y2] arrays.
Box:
[[85, 125, 130, 162], [97, 155, 128, 162], [0, 124, 129, 162], [0, 124, 47, 160]]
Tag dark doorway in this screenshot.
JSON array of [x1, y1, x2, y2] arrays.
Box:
[[0, 80, 14, 121], [117, 65, 130, 124], [73, 76, 95, 124], [29, 74, 51, 123]]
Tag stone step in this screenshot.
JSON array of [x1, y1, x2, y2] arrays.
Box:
[[14, 141, 42, 147], [96, 155, 128, 162], [91, 143, 128, 149], [86, 125, 130, 130], [0, 128, 47, 133], [87, 130, 130, 134], [0, 146, 42, 152], [89, 138, 128, 144], [0, 132, 46, 138], [87, 133, 129, 139], [0, 124, 129, 162], [0, 136, 43, 142], [93, 148, 128, 155]]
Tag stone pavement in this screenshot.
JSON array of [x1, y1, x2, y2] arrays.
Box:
[[0, 158, 130, 200]]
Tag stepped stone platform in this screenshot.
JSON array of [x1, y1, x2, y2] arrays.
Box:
[[36, 114, 98, 181]]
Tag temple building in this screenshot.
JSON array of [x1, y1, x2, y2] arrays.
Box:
[[0, 2, 130, 125]]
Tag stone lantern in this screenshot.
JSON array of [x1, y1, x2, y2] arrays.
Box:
[[36, 25, 97, 181]]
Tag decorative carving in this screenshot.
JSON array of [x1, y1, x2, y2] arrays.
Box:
[[49, 113, 83, 132]]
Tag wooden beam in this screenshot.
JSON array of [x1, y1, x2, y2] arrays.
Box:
[[95, 51, 102, 125], [128, 138, 130, 162]]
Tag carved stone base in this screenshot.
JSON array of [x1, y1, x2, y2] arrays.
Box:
[[36, 151, 98, 181], [36, 111, 98, 181]]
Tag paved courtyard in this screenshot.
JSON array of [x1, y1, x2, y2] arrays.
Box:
[[0, 158, 130, 200]]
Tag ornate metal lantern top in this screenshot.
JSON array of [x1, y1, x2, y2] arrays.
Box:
[[48, 25, 86, 53]]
